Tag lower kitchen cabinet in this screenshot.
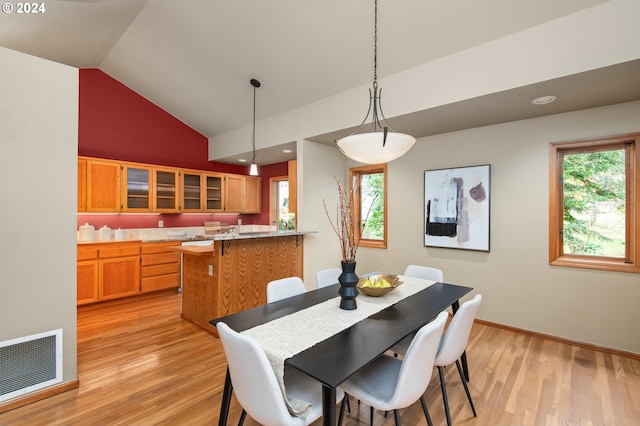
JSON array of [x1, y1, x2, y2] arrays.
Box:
[[77, 246, 99, 305], [141, 241, 180, 293], [77, 241, 141, 304]]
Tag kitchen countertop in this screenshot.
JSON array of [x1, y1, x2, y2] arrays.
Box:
[[78, 230, 316, 244], [171, 230, 316, 255]]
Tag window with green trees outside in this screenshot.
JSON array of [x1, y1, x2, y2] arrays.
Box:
[[351, 163, 387, 249], [549, 133, 639, 273]]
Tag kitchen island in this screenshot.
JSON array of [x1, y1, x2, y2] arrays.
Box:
[[171, 230, 314, 335]]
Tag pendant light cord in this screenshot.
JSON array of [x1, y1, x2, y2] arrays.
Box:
[[373, 0, 378, 90]]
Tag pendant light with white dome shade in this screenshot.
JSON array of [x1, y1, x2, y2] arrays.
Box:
[[335, 0, 416, 164]]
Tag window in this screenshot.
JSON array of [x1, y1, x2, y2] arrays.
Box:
[[350, 164, 387, 249], [270, 176, 294, 230], [549, 133, 639, 273]]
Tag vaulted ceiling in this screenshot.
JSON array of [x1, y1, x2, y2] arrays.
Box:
[[2, 0, 639, 165]]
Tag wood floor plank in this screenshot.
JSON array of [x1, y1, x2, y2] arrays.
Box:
[[0, 290, 638, 425]]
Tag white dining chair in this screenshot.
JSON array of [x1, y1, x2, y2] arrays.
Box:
[[434, 294, 482, 426], [403, 264, 443, 282], [338, 311, 449, 426], [266, 276, 306, 303], [389, 265, 445, 355], [315, 267, 342, 288], [217, 322, 344, 426]]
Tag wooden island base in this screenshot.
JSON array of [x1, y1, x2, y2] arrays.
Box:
[[173, 234, 305, 335]]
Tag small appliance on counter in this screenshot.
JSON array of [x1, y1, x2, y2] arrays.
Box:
[[79, 223, 95, 241]]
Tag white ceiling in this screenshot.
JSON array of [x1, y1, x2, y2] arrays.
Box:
[[2, 0, 639, 165]]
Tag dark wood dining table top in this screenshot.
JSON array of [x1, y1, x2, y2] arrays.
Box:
[[210, 281, 473, 388]]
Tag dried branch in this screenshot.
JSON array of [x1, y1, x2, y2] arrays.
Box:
[[323, 175, 361, 262]]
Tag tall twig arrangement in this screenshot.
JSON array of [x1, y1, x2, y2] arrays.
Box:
[[323, 175, 360, 262]]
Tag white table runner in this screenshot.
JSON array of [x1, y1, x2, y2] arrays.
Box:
[[241, 275, 436, 417]]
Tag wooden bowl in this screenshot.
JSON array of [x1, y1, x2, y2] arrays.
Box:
[[357, 274, 403, 297]]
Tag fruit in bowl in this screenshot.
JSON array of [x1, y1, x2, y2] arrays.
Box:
[[357, 274, 402, 296]]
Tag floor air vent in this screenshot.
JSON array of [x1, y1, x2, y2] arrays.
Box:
[[0, 329, 62, 403]]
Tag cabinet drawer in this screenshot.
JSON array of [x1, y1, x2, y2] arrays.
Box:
[[100, 245, 140, 258], [141, 242, 180, 254], [141, 273, 179, 293], [141, 263, 180, 278], [141, 252, 180, 266], [77, 246, 99, 261]]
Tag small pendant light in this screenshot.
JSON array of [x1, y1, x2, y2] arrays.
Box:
[[249, 78, 260, 176]]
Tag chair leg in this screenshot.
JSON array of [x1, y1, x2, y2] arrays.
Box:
[[338, 396, 347, 426], [455, 359, 477, 417], [393, 409, 401, 426], [370, 406, 374, 426], [238, 409, 246, 426], [438, 366, 452, 426], [420, 396, 434, 426], [345, 394, 351, 413]]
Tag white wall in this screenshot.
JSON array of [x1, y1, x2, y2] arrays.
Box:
[[322, 101, 640, 354], [0, 48, 78, 383], [209, 0, 640, 160], [298, 140, 347, 286]]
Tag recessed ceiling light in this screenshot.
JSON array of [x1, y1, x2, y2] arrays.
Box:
[[532, 95, 557, 105], [283, 149, 292, 153], [238, 159, 247, 163]]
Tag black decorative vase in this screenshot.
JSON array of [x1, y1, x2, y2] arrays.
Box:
[[338, 261, 359, 310]]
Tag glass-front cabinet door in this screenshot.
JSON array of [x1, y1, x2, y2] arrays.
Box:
[[153, 167, 180, 213], [204, 172, 225, 212], [181, 171, 203, 212], [122, 164, 151, 212]]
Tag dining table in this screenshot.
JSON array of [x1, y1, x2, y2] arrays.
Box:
[[210, 278, 473, 426]]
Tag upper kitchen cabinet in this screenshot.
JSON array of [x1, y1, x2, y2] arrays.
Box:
[[153, 167, 180, 213], [225, 174, 261, 213], [86, 158, 121, 212], [78, 157, 260, 214], [78, 157, 87, 212], [181, 170, 204, 212], [204, 172, 225, 213], [122, 164, 152, 212]]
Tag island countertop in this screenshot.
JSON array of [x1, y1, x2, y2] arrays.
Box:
[[168, 230, 315, 254]]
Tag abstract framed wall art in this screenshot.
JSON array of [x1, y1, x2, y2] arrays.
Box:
[[424, 165, 490, 251]]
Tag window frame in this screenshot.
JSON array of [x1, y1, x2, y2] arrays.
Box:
[[350, 163, 387, 249], [548, 133, 639, 273]]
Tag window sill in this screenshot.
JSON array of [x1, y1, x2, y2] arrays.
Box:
[[550, 256, 640, 274]]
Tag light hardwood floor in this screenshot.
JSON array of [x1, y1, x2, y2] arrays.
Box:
[[1, 290, 638, 425]]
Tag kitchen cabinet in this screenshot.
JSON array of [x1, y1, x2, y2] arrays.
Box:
[[78, 156, 260, 214], [78, 158, 87, 212], [86, 158, 121, 212], [225, 174, 261, 213], [122, 164, 152, 212], [141, 241, 180, 293], [205, 172, 225, 212], [77, 245, 98, 305], [99, 243, 141, 301], [176, 233, 304, 333], [153, 167, 180, 213], [181, 170, 204, 212], [77, 241, 141, 304], [243, 175, 261, 213]]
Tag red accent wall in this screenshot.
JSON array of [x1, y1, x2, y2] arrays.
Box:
[[78, 69, 289, 229]]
